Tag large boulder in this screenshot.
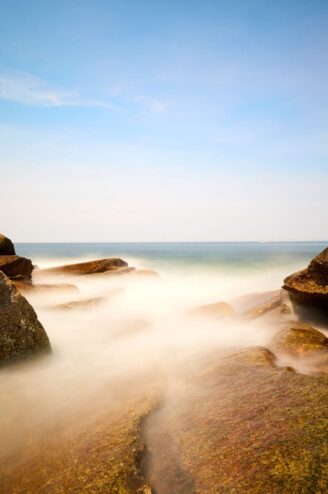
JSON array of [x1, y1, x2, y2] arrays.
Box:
[[283, 247, 328, 309], [35, 258, 128, 277], [0, 234, 15, 255], [0, 272, 51, 364], [0, 255, 33, 282], [273, 322, 328, 358]]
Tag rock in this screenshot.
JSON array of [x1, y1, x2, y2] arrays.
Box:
[[0, 272, 51, 364], [242, 295, 281, 320], [0, 255, 33, 282], [53, 297, 106, 311], [34, 258, 128, 277], [273, 322, 328, 358], [190, 301, 235, 319], [145, 346, 328, 493], [0, 233, 16, 255], [13, 281, 79, 294], [283, 247, 328, 309]]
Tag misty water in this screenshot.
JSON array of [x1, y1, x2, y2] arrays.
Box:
[[1, 242, 326, 473]]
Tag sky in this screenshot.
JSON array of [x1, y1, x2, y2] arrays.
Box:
[[0, 0, 327, 242]]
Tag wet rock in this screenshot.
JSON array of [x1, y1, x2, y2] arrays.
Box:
[[13, 281, 79, 294], [190, 301, 235, 319], [53, 297, 106, 311], [0, 272, 51, 364], [283, 246, 328, 309], [145, 346, 328, 494], [0, 255, 33, 282], [0, 233, 15, 255], [273, 322, 328, 358], [35, 258, 128, 277]]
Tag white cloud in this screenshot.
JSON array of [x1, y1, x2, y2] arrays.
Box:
[[0, 68, 115, 109]]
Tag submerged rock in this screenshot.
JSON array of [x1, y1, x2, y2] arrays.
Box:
[[190, 301, 235, 319], [53, 297, 106, 311], [0, 272, 51, 364], [0, 255, 33, 282], [283, 247, 328, 309], [35, 258, 128, 277], [0, 233, 16, 255], [13, 281, 79, 294]]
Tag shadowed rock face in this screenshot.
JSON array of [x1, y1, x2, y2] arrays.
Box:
[[283, 247, 328, 309], [0, 272, 51, 364], [0, 255, 33, 282], [0, 234, 16, 255], [35, 258, 128, 276]]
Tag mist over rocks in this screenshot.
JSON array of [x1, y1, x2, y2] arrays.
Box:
[[35, 258, 128, 277], [0, 272, 51, 364], [0, 234, 16, 255], [283, 246, 328, 309]]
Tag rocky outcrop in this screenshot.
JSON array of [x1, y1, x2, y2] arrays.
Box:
[[273, 322, 328, 358], [283, 247, 328, 309], [35, 258, 128, 277], [0, 234, 16, 255], [0, 255, 33, 282], [0, 272, 51, 364]]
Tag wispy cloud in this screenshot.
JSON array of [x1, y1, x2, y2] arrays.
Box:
[[130, 96, 170, 113], [0, 68, 115, 109]]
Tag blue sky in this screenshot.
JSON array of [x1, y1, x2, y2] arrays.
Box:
[[0, 0, 327, 241]]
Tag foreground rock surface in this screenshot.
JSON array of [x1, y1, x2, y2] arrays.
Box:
[[35, 258, 128, 276], [0, 255, 33, 282], [0, 233, 16, 255], [284, 247, 328, 309], [145, 347, 328, 493], [0, 272, 51, 364]]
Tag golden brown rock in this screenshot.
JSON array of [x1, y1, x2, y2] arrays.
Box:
[[283, 247, 328, 309], [35, 258, 128, 277], [0, 255, 33, 281]]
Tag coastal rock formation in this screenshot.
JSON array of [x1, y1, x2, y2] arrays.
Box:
[[145, 346, 328, 494], [35, 258, 128, 277], [283, 247, 328, 309], [0, 272, 51, 364], [0, 234, 16, 255], [13, 281, 79, 294], [190, 301, 235, 319], [0, 255, 33, 282], [273, 322, 328, 358]]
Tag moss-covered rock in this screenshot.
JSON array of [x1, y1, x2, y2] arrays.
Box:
[[273, 323, 328, 357]]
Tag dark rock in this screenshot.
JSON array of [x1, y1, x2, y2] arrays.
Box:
[[283, 247, 328, 309], [0, 272, 51, 364], [0, 234, 16, 255], [0, 255, 33, 282], [35, 258, 128, 277]]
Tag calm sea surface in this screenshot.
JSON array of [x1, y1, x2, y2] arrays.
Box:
[[16, 242, 327, 273]]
